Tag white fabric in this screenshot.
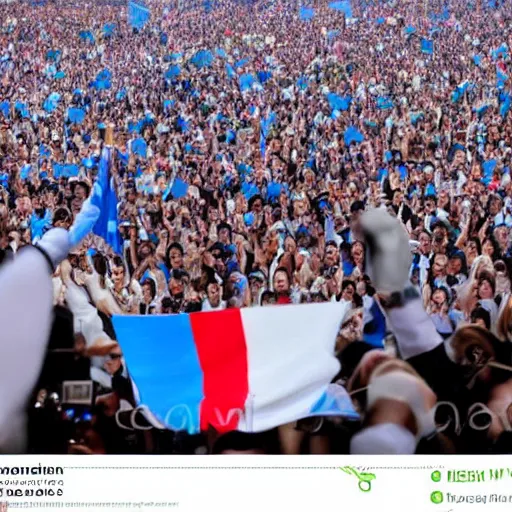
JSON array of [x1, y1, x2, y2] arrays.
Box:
[[368, 371, 436, 438], [384, 298, 443, 360], [64, 277, 112, 349], [0, 248, 53, 452], [237, 301, 350, 432], [350, 423, 417, 454], [36, 227, 70, 268]]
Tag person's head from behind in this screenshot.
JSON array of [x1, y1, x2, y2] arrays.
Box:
[[449, 325, 501, 385], [350, 200, 365, 230], [206, 281, 222, 308], [53, 207, 72, 229], [273, 267, 290, 295], [482, 237, 496, 259], [471, 306, 491, 330], [260, 290, 277, 306]]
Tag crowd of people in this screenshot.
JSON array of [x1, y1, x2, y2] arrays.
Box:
[[2, 0, 512, 454]]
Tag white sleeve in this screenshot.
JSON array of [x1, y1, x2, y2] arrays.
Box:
[[0, 248, 53, 452], [383, 298, 443, 360]]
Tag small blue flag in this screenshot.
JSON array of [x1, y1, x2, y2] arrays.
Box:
[[344, 126, 364, 146], [190, 50, 214, 69], [226, 63, 236, 80], [421, 38, 434, 54], [43, 92, 61, 113], [128, 1, 151, 30], [68, 107, 86, 124], [327, 93, 351, 112], [131, 138, 148, 158], [240, 74, 255, 92], [103, 23, 116, 37], [79, 31, 95, 44], [328, 0, 352, 17], [53, 163, 79, 178], [299, 6, 315, 21], [234, 58, 250, 69], [15, 101, 30, 119], [165, 65, 180, 79], [170, 178, 189, 199], [0, 101, 9, 118], [20, 164, 32, 180], [376, 96, 394, 110]]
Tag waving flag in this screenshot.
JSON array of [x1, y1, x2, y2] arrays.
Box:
[[90, 147, 122, 254], [344, 126, 364, 146], [190, 50, 214, 69], [128, 1, 150, 30], [329, 1, 352, 17], [327, 93, 351, 112], [299, 6, 315, 20], [67, 107, 86, 124], [30, 209, 52, 242], [421, 38, 434, 54], [112, 302, 357, 434]]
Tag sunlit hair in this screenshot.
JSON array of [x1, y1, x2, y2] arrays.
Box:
[[449, 325, 499, 366], [497, 293, 512, 342]]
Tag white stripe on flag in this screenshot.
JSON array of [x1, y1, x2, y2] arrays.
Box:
[[238, 301, 349, 432]]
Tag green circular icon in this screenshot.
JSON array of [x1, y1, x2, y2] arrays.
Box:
[[431, 471, 442, 482], [431, 491, 444, 505]]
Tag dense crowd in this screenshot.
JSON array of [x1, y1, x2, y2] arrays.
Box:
[[2, 0, 512, 454]]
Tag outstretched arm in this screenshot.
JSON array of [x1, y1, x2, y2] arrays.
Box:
[[360, 209, 443, 360], [0, 193, 101, 452]]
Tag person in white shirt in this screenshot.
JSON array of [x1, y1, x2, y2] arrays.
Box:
[[202, 282, 227, 312]]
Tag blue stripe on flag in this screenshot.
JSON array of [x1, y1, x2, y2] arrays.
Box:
[[112, 314, 204, 434], [309, 384, 359, 420]]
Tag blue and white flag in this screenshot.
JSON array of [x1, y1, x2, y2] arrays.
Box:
[[90, 147, 122, 254], [128, 1, 150, 30]]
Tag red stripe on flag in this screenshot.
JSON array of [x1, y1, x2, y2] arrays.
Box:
[[190, 309, 249, 432]]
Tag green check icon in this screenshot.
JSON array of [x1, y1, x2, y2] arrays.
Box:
[[340, 466, 377, 492]]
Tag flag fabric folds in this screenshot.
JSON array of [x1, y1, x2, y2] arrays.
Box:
[[299, 6, 315, 21], [90, 147, 122, 254], [421, 38, 434, 54], [67, 107, 86, 124], [128, 1, 150, 30], [329, 1, 352, 17], [190, 50, 214, 69], [53, 163, 79, 178], [112, 301, 358, 434], [344, 126, 364, 146]]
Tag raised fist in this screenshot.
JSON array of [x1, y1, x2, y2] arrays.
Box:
[[360, 208, 412, 294]]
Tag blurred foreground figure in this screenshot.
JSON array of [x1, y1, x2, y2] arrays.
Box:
[[0, 195, 100, 452]]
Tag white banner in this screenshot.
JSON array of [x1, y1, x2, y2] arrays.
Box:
[[1, 456, 512, 511]]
